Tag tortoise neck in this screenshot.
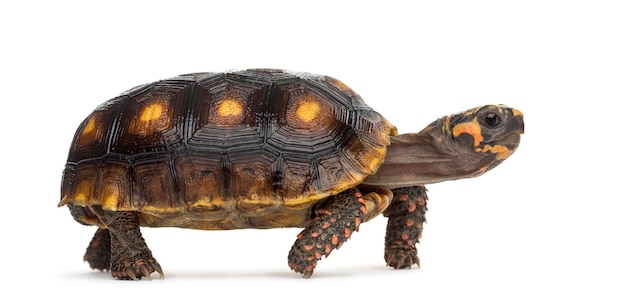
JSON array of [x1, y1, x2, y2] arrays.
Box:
[[362, 119, 497, 188]]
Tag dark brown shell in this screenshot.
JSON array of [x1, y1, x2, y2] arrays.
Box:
[[60, 69, 396, 229]]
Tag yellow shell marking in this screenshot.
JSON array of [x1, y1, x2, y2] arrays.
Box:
[[218, 99, 243, 117], [129, 100, 171, 135], [452, 118, 483, 147], [139, 103, 164, 122], [296, 98, 321, 122], [77, 115, 101, 145], [101, 183, 121, 210], [73, 180, 93, 205], [82, 116, 97, 135]]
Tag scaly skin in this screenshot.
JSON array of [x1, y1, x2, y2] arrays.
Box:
[[88, 206, 163, 280], [383, 186, 428, 269], [84, 228, 111, 271], [288, 189, 367, 278]]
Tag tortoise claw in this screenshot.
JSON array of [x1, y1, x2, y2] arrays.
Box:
[[125, 268, 138, 281], [385, 248, 420, 269], [153, 263, 164, 279], [113, 258, 163, 280], [140, 264, 152, 281]]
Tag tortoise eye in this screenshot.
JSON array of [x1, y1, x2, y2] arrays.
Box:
[[484, 113, 501, 127]]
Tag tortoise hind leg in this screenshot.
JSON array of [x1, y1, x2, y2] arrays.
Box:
[[383, 186, 428, 269], [288, 188, 390, 278], [84, 228, 111, 271], [89, 206, 163, 280]]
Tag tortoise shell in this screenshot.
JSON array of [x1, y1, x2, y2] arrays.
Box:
[[60, 69, 397, 229]]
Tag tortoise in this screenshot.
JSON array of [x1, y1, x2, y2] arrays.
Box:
[[59, 69, 524, 280]]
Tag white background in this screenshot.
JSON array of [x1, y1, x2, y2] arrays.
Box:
[[1, 0, 625, 303]]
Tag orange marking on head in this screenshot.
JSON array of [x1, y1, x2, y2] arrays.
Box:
[[512, 108, 523, 117], [479, 144, 513, 160], [452, 118, 483, 146], [444, 116, 452, 133], [491, 144, 513, 160]]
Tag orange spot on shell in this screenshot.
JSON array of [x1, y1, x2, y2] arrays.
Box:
[[82, 116, 97, 135], [401, 233, 409, 240], [418, 199, 426, 206], [331, 235, 339, 245], [399, 194, 409, 201], [406, 219, 414, 227], [311, 231, 319, 237], [217, 99, 243, 117], [314, 252, 322, 259], [321, 223, 330, 229], [304, 245, 313, 251]]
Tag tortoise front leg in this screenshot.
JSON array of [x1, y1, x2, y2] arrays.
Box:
[[89, 206, 163, 280], [288, 189, 369, 278], [383, 186, 428, 269]]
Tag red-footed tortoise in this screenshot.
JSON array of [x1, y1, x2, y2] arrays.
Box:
[[59, 69, 524, 280]]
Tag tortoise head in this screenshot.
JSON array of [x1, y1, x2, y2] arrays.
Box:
[[362, 104, 524, 188], [443, 104, 524, 169]]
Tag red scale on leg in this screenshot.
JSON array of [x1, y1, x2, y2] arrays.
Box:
[[383, 186, 428, 269], [288, 189, 366, 278]]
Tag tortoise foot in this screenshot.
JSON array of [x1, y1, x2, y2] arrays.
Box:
[[385, 248, 420, 269], [112, 258, 163, 280]]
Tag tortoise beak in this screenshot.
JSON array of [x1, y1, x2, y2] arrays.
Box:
[[500, 108, 524, 153], [512, 108, 524, 135]]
